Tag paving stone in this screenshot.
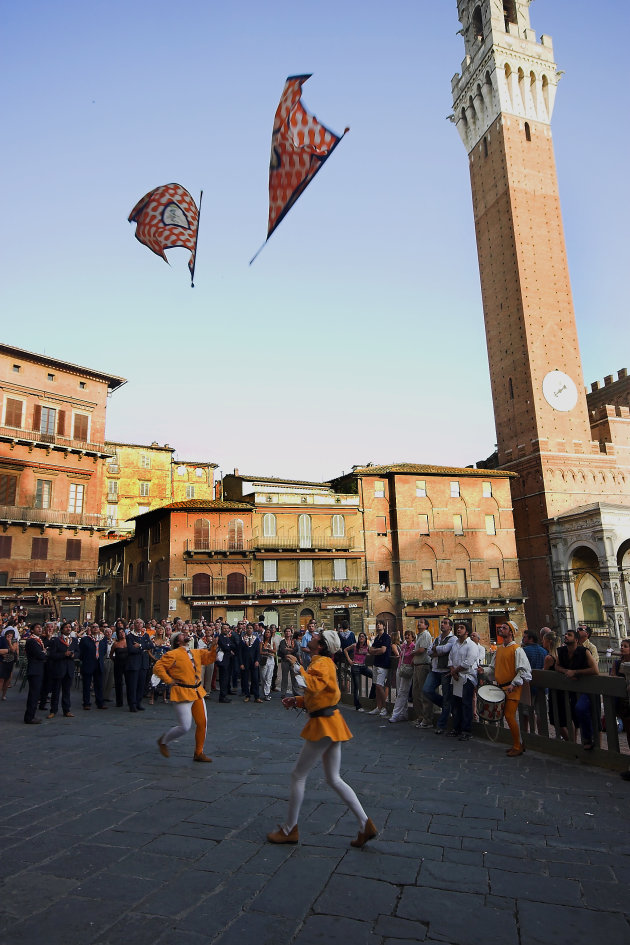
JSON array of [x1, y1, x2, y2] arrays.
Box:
[[484, 853, 547, 875], [250, 855, 340, 918], [517, 900, 630, 945], [313, 874, 399, 922], [397, 887, 519, 945], [37, 842, 129, 879], [374, 914, 428, 940], [93, 913, 167, 945], [293, 914, 380, 945], [579, 880, 629, 913], [442, 848, 485, 867], [140, 834, 210, 860], [211, 911, 299, 945], [418, 859, 489, 894], [547, 861, 616, 882], [488, 870, 581, 904], [8, 894, 123, 945], [337, 850, 420, 884], [178, 873, 269, 935]]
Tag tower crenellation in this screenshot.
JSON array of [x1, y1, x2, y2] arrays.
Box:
[[452, 1, 559, 153]]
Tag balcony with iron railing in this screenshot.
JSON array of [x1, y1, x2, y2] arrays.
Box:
[[8, 570, 103, 588], [0, 424, 114, 457], [184, 534, 358, 554], [181, 578, 368, 599], [0, 504, 110, 530]]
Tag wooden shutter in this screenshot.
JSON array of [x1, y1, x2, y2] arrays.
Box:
[[73, 414, 89, 440], [0, 474, 17, 506], [66, 539, 81, 561], [0, 535, 13, 558], [57, 410, 66, 435], [31, 537, 49, 560], [32, 404, 41, 431], [5, 398, 23, 427]]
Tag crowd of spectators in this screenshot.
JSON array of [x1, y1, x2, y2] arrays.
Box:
[[1, 608, 628, 779]]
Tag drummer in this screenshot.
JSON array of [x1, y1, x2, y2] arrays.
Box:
[[480, 621, 532, 757]]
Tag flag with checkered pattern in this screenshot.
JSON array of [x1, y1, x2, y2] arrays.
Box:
[[128, 183, 200, 285], [265, 75, 347, 245]]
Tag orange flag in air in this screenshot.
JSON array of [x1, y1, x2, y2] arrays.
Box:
[[251, 75, 348, 262], [128, 183, 201, 286]]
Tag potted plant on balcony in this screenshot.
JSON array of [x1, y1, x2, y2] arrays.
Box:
[[343, 585, 351, 596], [313, 586, 322, 594], [278, 588, 287, 596], [302, 587, 311, 595], [291, 587, 299, 593], [352, 585, 360, 593]]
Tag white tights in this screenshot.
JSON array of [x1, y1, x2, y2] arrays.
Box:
[[286, 737, 367, 831], [162, 699, 206, 744]]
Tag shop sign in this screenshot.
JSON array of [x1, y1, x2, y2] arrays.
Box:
[[488, 607, 518, 613], [320, 602, 360, 609], [271, 598, 304, 605], [63, 596, 82, 601]]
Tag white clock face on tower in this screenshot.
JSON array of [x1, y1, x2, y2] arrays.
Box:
[[542, 370, 578, 412]]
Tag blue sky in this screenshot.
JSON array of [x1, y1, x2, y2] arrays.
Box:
[[2, 0, 628, 481]]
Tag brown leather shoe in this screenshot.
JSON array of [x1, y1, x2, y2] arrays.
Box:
[[157, 736, 170, 758], [351, 817, 378, 848], [47, 713, 55, 719], [267, 824, 299, 844], [63, 713, 74, 718], [193, 752, 212, 763], [506, 746, 525, 757]]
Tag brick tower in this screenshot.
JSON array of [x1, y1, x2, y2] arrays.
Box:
[[451, 1, 625, 629]]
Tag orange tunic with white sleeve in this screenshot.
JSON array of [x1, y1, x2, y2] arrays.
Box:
[[154, 645, 216, 703], [295, 654, 352, 742]]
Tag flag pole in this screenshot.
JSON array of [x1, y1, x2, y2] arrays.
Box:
[[249, 240, 267, 266], [190, 190, 203, 287]]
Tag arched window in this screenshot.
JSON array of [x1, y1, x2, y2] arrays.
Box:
[[127, 563, 133, 583], [525, 122, 531, 142], [503, 1, 517, 31], [472, 5, 483, 42], [541, 74, 549, 114], [137, 561, 145, 583], [483, 136, 488, 157], [137, 598, 145, 619], [228, 518, 244, 551], [192, 573, 211, 596], [226, 572, 245, 595], [581, 589, 604, 624], [508, 377, 514, 399], [194, 518, 210, 550], [332, 514, 345, 538], [263, 513, 276, 537], [298, 514, 312, 549]]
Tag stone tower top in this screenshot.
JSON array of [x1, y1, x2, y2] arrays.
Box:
[[452, 1, 560, 152]]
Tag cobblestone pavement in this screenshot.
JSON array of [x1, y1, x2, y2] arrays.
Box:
[[1, 692, 629, 945]]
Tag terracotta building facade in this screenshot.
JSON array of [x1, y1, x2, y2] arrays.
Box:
[[331, 464, 524, 644], [0, 344, 125, 623]]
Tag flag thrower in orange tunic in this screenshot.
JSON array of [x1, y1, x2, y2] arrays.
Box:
[[154, 630, 216, 762], [267, 629, 377, 848], [250, 75, 349, 263]]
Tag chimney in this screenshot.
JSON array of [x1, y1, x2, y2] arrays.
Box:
[[234, 468, 239, 476]]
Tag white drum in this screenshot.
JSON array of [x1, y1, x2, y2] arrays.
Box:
[[477, 684, 506, 723]]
